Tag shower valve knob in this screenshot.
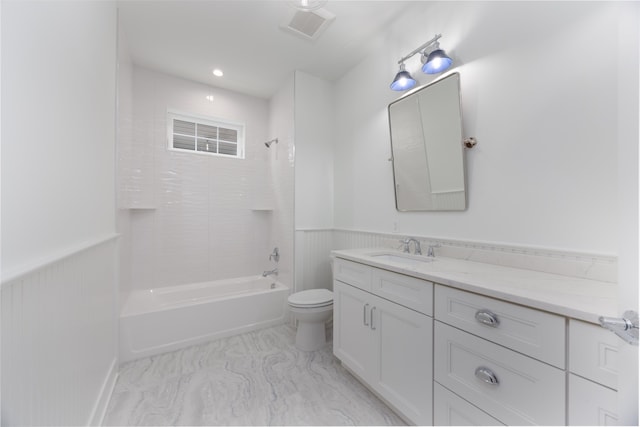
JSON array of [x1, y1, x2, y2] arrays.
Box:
[[269, 247, 280, 262]]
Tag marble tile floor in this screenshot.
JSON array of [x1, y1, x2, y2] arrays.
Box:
[[103, 324, 406, 426]]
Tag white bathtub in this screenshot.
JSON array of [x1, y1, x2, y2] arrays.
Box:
[[119, 276, 289, 362]]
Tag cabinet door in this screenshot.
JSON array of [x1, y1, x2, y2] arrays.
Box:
[[569, 319, 619, 390], [333, 281, 376, 381], [569, 374, 618, 426], [374, 294, 433, 425]]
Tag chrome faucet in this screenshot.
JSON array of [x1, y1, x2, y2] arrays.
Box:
[[400, 238, 422, 255], [262, 267, 278, 278]]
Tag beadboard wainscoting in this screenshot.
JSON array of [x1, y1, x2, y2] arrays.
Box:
[[295, 228, 617, 292], [1, 235, 119, 426], [295, 229, 334, 293]]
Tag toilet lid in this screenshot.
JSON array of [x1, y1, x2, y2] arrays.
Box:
[[288, 289, 333, 306]]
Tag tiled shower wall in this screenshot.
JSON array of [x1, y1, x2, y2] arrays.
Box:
[[119, 67, 288, 294]]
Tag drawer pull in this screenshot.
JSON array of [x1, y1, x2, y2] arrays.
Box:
[[475, 367, 499, 385], [363, 303, 370, 326], [475, 309, 500, 327], [370, 306, 376, 330]]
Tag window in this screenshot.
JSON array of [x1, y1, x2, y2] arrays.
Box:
[[167, 110, 245, 159]]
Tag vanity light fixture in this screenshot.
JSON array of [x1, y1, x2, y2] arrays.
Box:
[[390, 62, 418, 91], [390, 34, 452, 91]]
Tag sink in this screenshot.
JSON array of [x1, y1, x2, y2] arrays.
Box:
[[369, 252, 435, 266]]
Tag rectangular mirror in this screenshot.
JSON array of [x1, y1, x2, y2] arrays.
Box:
[[388, 72, 466, 211]]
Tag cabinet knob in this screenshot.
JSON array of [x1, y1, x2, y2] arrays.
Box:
[[475, 309, 499, 327], [475, 367, 499, 385]]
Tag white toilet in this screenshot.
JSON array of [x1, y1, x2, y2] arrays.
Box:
[[287, 289, 334, 351]]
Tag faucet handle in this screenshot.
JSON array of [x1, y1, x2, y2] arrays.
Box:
[[399, 238, 410, 253], [427, 242, 441, 257], [269, 247, 280, 262]]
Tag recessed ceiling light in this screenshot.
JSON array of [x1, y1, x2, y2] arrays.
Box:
[[206, 95, 214, 102], [212, 69, 223, 77]]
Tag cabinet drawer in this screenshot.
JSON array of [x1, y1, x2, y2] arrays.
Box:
[[568, 374, 618, 426], [434, 321, 565, 426], [372, 268, 433, 316], [435, 285, 565, 368], [333, 258, 372, 291], [434, 382, 505, 426], [569, 319, 618, 390]]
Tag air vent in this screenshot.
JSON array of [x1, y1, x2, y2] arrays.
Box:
[[281, 8, 335, 41]]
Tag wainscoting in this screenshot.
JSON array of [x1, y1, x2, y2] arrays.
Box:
[[1, 235, 119, 426]]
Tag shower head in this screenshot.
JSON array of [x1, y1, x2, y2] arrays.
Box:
[[264, 138, 278, 148]]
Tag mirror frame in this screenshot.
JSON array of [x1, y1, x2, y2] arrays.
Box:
[[388, 72, 467, 212]]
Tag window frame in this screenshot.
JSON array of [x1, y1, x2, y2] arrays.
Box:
[[166, 109, 245, 159]]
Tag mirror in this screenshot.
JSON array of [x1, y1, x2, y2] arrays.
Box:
[[388, 72, 465, 211]]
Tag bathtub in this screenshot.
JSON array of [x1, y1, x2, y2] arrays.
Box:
[[119, 276, 289, 362]]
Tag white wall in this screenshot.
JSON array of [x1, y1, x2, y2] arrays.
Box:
[[1, 1, 117, 273], [124, 67, 271, 290], [1, 1, 118, 424], [333, 1, 631, 255], [268, 74, 296, 292], [615, 2, 640, 423], [116, 21, 134, 306], [294, 71, 334, 230]]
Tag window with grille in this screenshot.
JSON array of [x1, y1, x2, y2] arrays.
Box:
[[167, 111, 245, 159]]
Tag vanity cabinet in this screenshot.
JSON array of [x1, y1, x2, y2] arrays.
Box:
[[332, 252, 621, 426], [333, 259, 433, 425]]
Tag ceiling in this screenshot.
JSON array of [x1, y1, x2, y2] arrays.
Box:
[[117, 0, 418, 99]]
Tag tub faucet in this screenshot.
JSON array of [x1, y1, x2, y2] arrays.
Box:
[[400, 237, 422, 255], [262, 267, 278, 278]]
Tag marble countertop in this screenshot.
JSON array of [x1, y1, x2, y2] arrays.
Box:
[[331, 248, 618, 324]]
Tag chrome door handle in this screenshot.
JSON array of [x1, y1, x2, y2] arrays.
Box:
[[370, 306, 376, 330], [599, 310, 638, 345], [363, 303, 370, 326], [475, 367, 499, 385], [475, 309, 499, 327]]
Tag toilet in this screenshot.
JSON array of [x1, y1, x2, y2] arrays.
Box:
[[287, 289, 334, 351]]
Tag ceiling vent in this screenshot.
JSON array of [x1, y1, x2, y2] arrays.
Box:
[[281, 8, 335, 41]]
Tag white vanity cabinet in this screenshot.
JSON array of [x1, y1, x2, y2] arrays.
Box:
[[333, 259, 433, 425], [434, 285, 566, 425], [331, 250, 621, 426], [568, 319, 619, 425]]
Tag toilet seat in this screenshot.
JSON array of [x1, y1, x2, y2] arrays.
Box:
[[288, 289, 333, 308]]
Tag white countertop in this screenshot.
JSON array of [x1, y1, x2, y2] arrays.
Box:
[[331, 248, 618, 324]]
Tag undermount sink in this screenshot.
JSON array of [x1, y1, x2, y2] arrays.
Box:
[[369, 252, 435, 265]]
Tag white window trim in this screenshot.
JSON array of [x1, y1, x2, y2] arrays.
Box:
[[166, 109, 246, 159]]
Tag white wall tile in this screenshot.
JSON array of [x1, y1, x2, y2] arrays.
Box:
[[123, 67, 281, 291]]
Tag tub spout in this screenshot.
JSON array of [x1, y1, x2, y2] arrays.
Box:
[[262, 268, 278, 278]]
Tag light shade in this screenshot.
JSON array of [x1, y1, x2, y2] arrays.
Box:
[[390, 64, 417, 91], [422, 49, 452, 74], [287, 0, 327, 11]]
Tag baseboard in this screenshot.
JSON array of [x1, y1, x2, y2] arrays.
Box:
[[88, 357, 118, 426]]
